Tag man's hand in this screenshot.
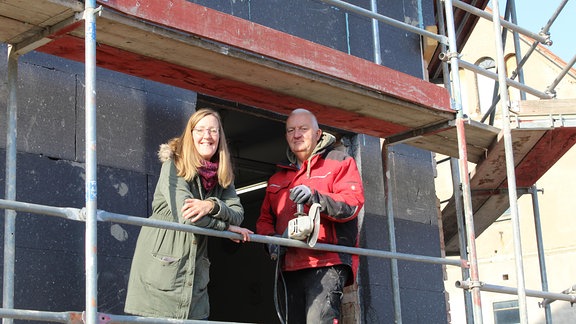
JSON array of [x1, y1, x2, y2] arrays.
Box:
[[289, 185, 312, 204]]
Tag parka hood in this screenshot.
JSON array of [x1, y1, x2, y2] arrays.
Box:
[[158, 143, 174, 163]]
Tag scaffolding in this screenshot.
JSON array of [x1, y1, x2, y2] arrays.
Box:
[[1, 0, 576, 323]]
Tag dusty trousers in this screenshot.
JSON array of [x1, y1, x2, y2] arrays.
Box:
[[283, 264, 350, 324]]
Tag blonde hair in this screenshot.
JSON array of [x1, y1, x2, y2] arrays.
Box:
[[166, 108, 234, 188]]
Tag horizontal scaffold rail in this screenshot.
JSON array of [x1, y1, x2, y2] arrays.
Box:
[[456, 280, 576, 305], [451, 0, 551, 45], [456, 59, 554, 99], [0, 307, 249, 323], [319, 0, 448, 44], [0, 198, 463, 268]]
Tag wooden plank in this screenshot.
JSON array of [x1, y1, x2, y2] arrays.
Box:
[[0, 16, 33, 43], [516, 98, 576, 116], [393, 119, 500, 163], [443, 127, 576, 253], [0, 0, 78, 26], [515, 127, 576, 187], [443, 129, 548, 253], [0, 0, 80, 44]]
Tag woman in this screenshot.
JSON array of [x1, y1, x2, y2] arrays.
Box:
[[124, 108, 253, 320]]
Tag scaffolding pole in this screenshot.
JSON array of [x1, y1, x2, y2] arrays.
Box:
[[0, 198, 465, 268], [450, 158, 474, 324], [507, 0, 526, 101], [320, 0, 447, 44], [84, 1, 99, 323], [385, 149, 402, 324], [456, 281, 576, 304], [455, 59, 553, 99], [370, 0, 382, 65], [0, 307, 248, 324], [442, 0, 484, 322], [547, 52, 576, 95], [544, 0, 573, 95], [530, 185, 552, 323], [480, 0, 527, 125], [2, 45, 18, 324], [451, 0, 551, 45], [491, 0, 528, 322]]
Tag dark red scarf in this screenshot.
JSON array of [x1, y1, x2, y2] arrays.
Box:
[[198, 160, 219, 192]]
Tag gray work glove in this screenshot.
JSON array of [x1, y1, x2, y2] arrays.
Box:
[[289, 185, 312, 204]]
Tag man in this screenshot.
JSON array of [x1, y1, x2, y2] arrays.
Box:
[[256, 108, 365, 324]]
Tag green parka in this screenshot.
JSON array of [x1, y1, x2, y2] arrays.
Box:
[[124, 146, 244, 319]]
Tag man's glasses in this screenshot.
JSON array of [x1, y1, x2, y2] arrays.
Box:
[[193, 128, 219, 136]]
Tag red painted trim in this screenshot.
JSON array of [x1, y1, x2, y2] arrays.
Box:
[[98, 0, 452, 113], [37, 35, 409, 136]]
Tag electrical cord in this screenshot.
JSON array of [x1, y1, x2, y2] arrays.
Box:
[[273, 252, 288, 324]]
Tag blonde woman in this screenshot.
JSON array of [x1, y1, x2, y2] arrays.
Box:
[[125, 108, 252, 320]]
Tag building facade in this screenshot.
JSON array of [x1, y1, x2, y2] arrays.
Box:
[[0, 1, 452, 323], [438, 11, 576, 324]]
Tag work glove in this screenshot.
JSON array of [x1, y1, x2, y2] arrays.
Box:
[[289, 185, 312, 204], [267, 234, 285, 261]]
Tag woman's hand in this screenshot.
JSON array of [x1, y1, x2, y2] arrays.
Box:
[[228, 225, 254, 243], [181, 198, 214, 223]]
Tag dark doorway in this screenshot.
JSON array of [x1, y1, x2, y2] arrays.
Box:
[[199, 96, 286, 323]]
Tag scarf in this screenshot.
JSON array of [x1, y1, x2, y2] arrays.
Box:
[[198, 160, 219, 192]]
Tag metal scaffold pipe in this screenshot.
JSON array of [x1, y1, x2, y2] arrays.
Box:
[[319, 0, 448, 44], [84, 1, 99, 323], [0, 198, 465, 268], [385, 149, 402, 323], [456, 281, 576, 305], [530, 185, 552, 323], [0, 308, 250, 323], [455, 59, 553, 99], [491, 0, 528, 322], [547, 53, 576, 95], [3, 45, 18, 324], [443, 0, 485, 322], [451, 0, 551, 45]]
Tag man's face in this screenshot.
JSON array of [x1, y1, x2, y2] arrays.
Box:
[[286, 112, 322, 162]]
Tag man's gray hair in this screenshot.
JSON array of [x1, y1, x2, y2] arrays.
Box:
[[290, 108, 319, 130]]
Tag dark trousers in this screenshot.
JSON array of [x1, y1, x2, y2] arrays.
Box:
[[283, 265, 350, 324]]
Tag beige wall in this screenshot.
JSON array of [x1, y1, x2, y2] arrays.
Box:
[[437, 15, 576, 324]]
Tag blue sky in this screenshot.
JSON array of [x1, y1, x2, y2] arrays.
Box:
[[491, 0, 575, 63]]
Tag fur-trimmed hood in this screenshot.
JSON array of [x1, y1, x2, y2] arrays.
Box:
[[158, 143, 173, 163]]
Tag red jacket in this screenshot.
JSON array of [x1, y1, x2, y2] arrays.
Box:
[[256, 133, 365, 284]]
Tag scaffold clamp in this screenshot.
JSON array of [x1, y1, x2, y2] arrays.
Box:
[[455, 279, 484, 291], [81, 311, 112, 324], [439, 51, 460, 62], [539, 29, 552, 46], [82, 5, 103, 21]]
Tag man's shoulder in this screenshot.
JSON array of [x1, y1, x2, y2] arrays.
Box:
[[268, 168, 290, 182], [323, 146, 352, 162]]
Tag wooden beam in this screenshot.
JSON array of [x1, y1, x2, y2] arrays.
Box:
[[99, 0, 452, 114], [443, 127, 576, 253], [515, 98, 576, 116]]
